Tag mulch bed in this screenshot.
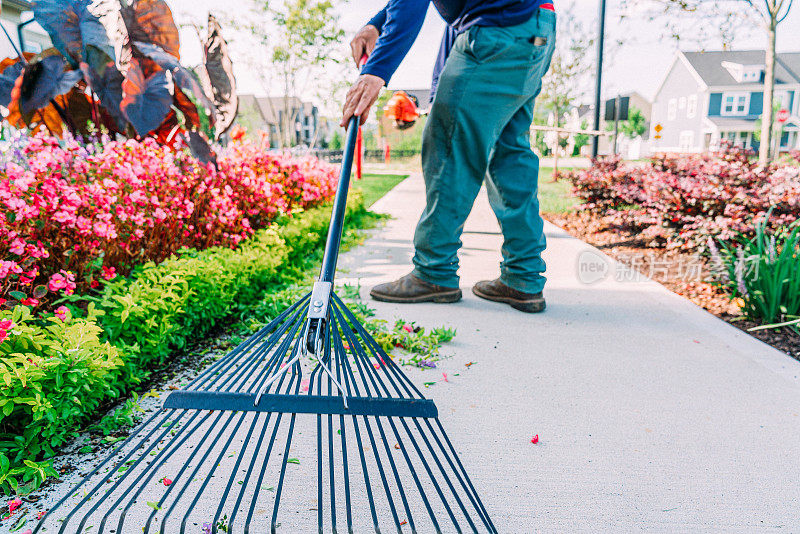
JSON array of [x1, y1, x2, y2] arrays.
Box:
[[544, 209, 800, 362]]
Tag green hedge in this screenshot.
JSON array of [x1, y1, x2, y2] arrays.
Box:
[[0, 196, 372, 494]]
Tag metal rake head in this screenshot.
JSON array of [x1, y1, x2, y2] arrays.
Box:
[[33, 292, 496, 533]]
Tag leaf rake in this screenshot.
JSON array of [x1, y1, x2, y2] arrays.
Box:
[[33, 116, 496, 533]]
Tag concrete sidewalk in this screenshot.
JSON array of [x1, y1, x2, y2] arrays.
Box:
[[338, 173, 800, 532]]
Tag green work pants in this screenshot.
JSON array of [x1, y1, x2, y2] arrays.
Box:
[[412, 9, 556, 294]]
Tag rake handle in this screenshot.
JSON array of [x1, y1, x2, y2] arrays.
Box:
[[319, 114, 360, 282]]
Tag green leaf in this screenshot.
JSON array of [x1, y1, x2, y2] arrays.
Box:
[[33, 285, 48, 299], [286, 458, 300, 465], [10, 516, 26, 532], [9, 291, 26, 301], [146, 501, 161, 510]]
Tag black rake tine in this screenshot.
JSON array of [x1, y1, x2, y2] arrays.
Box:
[[31, 408, 174, 534], [147, 411, 244, 532], [333, 303, 438, 530], [221, 298, 310, 393], [270, 365, 303, 533], [332, 304, 417, 530], [361, 415, 404, 529], [195, 411, 263, 534], [411, 417, 477, 532], [332, 295, 423, 399], [197, 293, 311, 393], [433, 419, 498, 533], [168, 411, 249, 533], [241, 348, 302, 531], [330, 313, 381, 531], [237, 411, 281, 532], [323, 322, 338, 533], [421, 417, 491, 531], [397, 417, 461, 531], [73, 411, 198, 534], [333, 320, 354, 533], [114, 411, 223, 534], [335, 309, 404, 529]]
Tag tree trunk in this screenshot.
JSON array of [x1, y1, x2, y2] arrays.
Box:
[[553, 106, 560, 181], [759, 17, 777, 166]]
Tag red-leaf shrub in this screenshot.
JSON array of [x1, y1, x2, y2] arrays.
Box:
[[0, 134, 338, 309], [566, 145, 800, 250]]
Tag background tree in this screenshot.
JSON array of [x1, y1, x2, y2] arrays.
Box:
[[620, 0, 794, 165], [535, 5, 595, 136], [225, 0, 344, 147], [269, 0, 344, 147], [606, 106, 647, 139]]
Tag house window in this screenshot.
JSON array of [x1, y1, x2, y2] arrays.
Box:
[[668, 98, 677, 121], [775, 91, 790, 111], [679, 130, 695, 151], [722, 92, 749, 115], [687, 95, 698, 118], [679, 97, 686, 110]]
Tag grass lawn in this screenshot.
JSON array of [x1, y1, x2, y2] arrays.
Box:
[[356, 173, 409, 206], [538, 167, 579, 214], [355, 169, 577, 213]]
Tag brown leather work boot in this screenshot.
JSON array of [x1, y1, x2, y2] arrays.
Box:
[[370, 273, 462, 304], [472, 278, 546, 313]]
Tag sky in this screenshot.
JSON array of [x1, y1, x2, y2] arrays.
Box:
[[171, 0, 800, 109]]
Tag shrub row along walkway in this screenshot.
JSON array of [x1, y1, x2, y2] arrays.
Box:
[[336, 173, 800, 531]]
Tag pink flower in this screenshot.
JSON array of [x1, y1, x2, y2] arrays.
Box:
[[54, 306, 69, 321], [0, 320, 14, 330], [0, 330, 8, 344], [402, 324, 413, 333], [9, 238, 25, 255], [8, 497, 22, 513], [48, 273, 68, 291], [101, 266, 117, 281], [530, 435, 539, 444], [20, 298, 38, 307]]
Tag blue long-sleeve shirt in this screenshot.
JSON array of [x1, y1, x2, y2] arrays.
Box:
[[362, 0, 553, 87]]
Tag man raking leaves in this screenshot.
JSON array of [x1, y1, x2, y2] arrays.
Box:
[[343, 0, 556, 313], [33, 62, 495, 534]]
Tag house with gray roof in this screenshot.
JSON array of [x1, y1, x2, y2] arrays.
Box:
[[237, 94, 319, 148], [650, 50, 800, 153]]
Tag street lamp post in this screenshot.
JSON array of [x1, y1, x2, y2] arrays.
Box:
[[592, 0, 607, 159]]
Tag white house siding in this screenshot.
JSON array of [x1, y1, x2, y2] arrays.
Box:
[[651, 57, 707, 153], [0, 3, 50, 59]]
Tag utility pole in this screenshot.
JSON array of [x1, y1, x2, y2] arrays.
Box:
[[613, 95, 620, 154], [591, 0, 607, 159]]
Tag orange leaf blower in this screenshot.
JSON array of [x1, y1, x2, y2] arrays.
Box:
[[383, 90, 420, 130]]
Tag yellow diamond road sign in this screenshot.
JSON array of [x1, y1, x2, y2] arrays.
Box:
[[654, 123, 663, 133]]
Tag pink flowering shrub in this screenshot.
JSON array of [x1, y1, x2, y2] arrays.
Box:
[[567, 145, 800, 249], [0, 134, 338, 309]]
